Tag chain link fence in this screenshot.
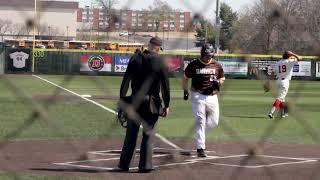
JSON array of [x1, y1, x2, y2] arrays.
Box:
[[0, 0, 320, 179]]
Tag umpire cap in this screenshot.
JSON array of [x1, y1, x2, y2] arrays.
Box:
[[201, 43, 215, 58], [150, 36, 162, 46]]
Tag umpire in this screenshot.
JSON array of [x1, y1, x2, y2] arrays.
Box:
[[117, 36, 170, 173]]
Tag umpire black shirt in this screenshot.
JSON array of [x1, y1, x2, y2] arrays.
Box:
[[120, 50, 170, 108]]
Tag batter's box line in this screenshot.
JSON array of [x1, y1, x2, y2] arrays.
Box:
[[203, 159, 317, 169], [197, 154, 319, 169], [87, 147, 217, 156]]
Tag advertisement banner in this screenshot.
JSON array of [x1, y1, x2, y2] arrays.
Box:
[[114, 55, 130, 72], [164, 56, 182, 72], [220, 61, 248, 76], [250, 59, 277, 76], [80, 54, 112, 72], [292, 61, 311, 77], [316, 62, 320, 78]]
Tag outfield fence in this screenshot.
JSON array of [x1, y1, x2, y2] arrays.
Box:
[[2, 47, 320, 80]]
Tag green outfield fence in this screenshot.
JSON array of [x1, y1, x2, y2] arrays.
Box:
[[2, 47, 320, 80]]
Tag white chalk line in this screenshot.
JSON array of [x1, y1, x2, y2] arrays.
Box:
[[33, 75, 182, 150], [53, 150, 320, 170], [204, 160, 317, 169]]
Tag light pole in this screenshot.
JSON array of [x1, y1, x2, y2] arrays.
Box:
[[66, 26, 69, 40], [32, 0, 37, 73], [186, 27, 189, 52], [167, 14, 170, 40], [215, 0, 220, 54], [205, 21, 207, 44], [48, 26, 51, 40]]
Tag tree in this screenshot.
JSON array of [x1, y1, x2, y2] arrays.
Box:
[[193, 14, 218, 47], [0, 19, 12, 36], [231, 0, 320, 55], [219, 3, 237, 51], [95, 0, 119, 31], [147, 0, 174, 31]]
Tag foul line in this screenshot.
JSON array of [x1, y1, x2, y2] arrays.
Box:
[[33, 75, 182, 150], [204, 160, 317, 169]]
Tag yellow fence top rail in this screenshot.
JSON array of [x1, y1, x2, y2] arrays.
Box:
[[34, 48, 320, 59]]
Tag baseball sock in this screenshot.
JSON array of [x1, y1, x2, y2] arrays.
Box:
[[270, 99, 281, 114]]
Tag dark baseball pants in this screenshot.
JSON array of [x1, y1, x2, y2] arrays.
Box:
[[118, 112, 158, 170]]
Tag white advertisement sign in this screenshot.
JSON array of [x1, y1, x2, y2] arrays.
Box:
[[220, 61, 248, 76], [292, 61, 311, 77]]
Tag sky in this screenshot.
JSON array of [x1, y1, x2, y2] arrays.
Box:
[[79, 0, 257, 21]]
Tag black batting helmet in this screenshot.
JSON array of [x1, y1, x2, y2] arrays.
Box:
[[201, 43, 215, 58]]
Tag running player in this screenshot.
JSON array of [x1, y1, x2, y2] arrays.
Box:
[[182, 44, 225, 157]]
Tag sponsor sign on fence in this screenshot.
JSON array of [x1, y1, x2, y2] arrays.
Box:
[[80, 54, 112, 72], [114, 55, 130, 72], [292, 61, 311, 77]]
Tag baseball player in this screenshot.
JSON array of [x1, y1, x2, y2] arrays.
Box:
[[268, 51, 301, 119], [183, 44, 225, 157]]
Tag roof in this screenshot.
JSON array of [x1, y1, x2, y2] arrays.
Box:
[[0, 0, 78, 9]]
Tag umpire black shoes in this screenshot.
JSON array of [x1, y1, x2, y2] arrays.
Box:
[[138, 168, 155, 173], [110, 165, 129, 172], [197, 149, 207, 157]]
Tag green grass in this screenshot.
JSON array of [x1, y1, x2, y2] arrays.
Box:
[[0, 75, 320, 144], [1, 75, 320, 179]]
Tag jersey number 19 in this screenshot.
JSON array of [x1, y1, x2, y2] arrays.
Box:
[[279, 65, 287, 73]]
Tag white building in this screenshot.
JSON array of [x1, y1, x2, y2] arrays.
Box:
[[0, 0, 78, 40]]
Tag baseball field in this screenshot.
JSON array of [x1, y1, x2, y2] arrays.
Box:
[[0, 75, 320, 180]]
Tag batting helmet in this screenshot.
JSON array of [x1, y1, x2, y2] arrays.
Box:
[[201, 43, 215, 58]]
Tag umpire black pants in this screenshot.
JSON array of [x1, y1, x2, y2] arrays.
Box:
[[118, 111, 159, 170]]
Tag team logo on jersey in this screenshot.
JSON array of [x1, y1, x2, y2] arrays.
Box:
[[88, 55, 105, 71], [196, 68, 216, 74]]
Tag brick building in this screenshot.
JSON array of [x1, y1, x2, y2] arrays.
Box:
[[77, 7, 192, 32]]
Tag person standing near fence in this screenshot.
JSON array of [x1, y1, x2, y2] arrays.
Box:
[[268, 51, 301, 119], [182, 43, 225, 157], [116, 36, 170, 173]]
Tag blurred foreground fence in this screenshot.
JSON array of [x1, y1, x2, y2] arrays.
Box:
[[2, 47, 320, 80]]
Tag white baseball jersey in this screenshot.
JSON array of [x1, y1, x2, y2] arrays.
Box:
[[275, 58, 298, 80], [9, 52, 29, 69]]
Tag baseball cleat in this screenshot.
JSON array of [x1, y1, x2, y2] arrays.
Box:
[[268, 113, 273, 119], [197, 149, 207, 157], [281, 113, 289, 118]]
